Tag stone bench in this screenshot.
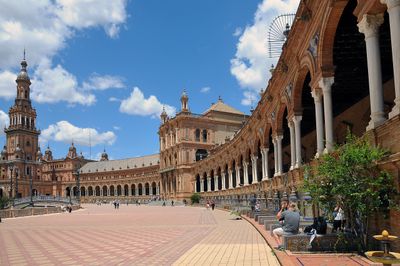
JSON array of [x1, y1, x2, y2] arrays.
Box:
[[258, 216, 276, 225], [282, 233, 358, 252], [269, 221, 313, 236], [254, 213, 273, 222]]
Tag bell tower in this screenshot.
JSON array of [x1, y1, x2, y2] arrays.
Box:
[[4, 54, 40, 162]]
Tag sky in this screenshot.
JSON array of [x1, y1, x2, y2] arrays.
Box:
[[0, 0, 300, 160]]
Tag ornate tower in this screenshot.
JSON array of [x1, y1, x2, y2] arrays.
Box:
[[4, 55, 40, 162], [180, 89, 189, 113]]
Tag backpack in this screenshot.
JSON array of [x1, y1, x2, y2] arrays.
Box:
[[313, 216, 327, 234]]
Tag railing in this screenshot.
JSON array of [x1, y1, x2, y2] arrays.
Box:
[[13, 196, 78, 206]]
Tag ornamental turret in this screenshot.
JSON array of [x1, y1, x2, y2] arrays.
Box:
[[43, 145, 53, 161], [67, 142, 77, 159], [100, 149, 109, 161], [180, 89, 189, 113], [160, 106, 168, 124]]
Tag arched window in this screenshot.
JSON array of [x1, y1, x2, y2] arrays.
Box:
[[195, 149, 208, 161], [202, 129, 207, 142], [195, 129, 200, 141]]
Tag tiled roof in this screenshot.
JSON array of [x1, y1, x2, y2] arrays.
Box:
[[80, 154, 159, 174], [204, 99, 244, 115]]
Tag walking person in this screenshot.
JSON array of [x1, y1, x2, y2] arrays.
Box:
[[171, 200, 174, 206], [211, 200, 215, 211]]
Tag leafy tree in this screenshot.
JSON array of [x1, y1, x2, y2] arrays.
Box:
[[190, 193, 201, 204], [0, 197, 10, 209], [303, 134, 397, 251]]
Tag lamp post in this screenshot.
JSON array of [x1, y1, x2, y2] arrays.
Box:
[[75, 165, 81, 207], [15, 168, 18, 199], [29, 166, 33, 207], [9, 163, 14, 203]]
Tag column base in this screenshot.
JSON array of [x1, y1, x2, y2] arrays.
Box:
[[252, 180, 258, 184], [294, 163, 301, 169], [366, 117, 386, 131], [389, 103, 400, 119]]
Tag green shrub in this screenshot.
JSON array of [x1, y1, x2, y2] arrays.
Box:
[[190, 193, 201, 204], [0, 197, 10, 209]]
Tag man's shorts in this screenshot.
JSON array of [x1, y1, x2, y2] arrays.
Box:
[[273, 227, 284, 236]]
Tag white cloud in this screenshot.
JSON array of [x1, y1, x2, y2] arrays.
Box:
[[109, 97, 121, 102], [31, 59, 96, 106], [55, 0, 127, 38], [233, 27, 242, 37], [0, 70, 16, 100], [241, 90, 258, 106], [113, 126, 121, 131], [40, 120, 116, 147], [0, 110, 9, 135], [82, 73, 125, 91], [119, 87, 176, 118], [200, 86, 211, 93], [230, 0, 300, 104], [0, 0, 128, 103]]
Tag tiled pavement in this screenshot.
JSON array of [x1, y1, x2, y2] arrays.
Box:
[[0, 205, 279, 266]]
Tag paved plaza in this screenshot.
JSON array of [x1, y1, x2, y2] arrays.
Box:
[[0, 205, 279, 266]]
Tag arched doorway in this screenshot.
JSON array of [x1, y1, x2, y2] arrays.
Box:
[[124, 185, 129, 196], [102, 186, 108, 197], [95, 186, 100, 196]]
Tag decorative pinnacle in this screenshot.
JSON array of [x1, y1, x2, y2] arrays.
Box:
[[23, 48, 26, 60]]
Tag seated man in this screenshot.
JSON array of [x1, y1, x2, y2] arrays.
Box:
[[272, 202, 300, 250]]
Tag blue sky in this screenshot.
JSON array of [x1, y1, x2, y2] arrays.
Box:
[[0, 0, 299, 160]]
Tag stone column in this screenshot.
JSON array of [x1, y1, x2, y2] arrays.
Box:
[[200, 178, 204, 192], [319, 77, 335, 152], [293, 115, 302, 168], [261, 147, 269, 180], [288, 121, 296, 170], [228, 169, 233, 189], [221, 172, 226, 190], [207, 177, 211, 192], [135, 186, 139, 196], [358, 13, 386, 130], [214, 176, 219, 191], [194, 181, 197, 193], [156, 185, 160, 195], [243, 161, 249, 185], [382, 0, 400, 118], [311, 89, 325, 157], [273, 139, 278, 176], [251, 155, 258, 184], [275, 135, 283, 176], [235, 165, 241, 186]]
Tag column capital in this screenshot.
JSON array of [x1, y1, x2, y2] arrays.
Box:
[[358, 13, 384, 39], [251, 154, 258, 161], [261, 147, 269, 154], [381, 0, 400, 9], [311, 88, 323, 102], [274, 134, 283, 141], [243, 161, 249, 167], [292, 115, 302, 123], [318, 77, 334, 93]]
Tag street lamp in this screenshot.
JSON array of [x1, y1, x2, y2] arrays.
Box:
[[9, 163, 14, 203], [15, 168, 18, 199], [75, 165, 81, 207], [29, 166, 33, 207]]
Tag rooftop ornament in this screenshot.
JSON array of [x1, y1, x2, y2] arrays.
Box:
[[268, 14, 295, 58]]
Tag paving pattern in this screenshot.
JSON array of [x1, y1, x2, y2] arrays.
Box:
[[0, 204, 279, 266]]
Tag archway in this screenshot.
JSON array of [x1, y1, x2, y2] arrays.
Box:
[[95, 186, 100, 196], [124, 185, 129, 196], [196, 149, 208, 161], [66, 187, 71, 197], [131, 184, 136, 196], [138, 184, 143, 196], [88, 186, 93, 196], [151, 182, 157, 195], [102, 186, 108, 196], [117, 185, 122, 196], [195, 174, 201, 193], [145, 183, 150, 195], [80, 187, 86, 197], [110, 185, 115, 196]]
